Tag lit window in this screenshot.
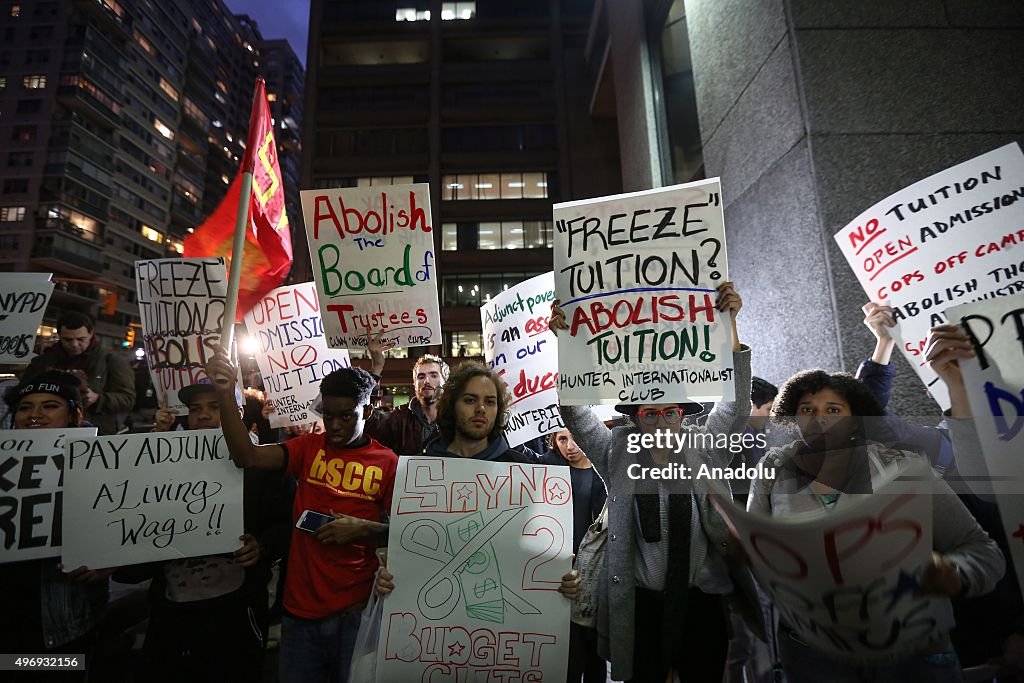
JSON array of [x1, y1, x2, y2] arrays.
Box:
[[153, 118, 174, 140], [0, 206, 26, 222], [141, 225, 163, 243], [168, 239, 184, 254], [221, 175, 229, 184], [159, 78, 179, 102], [395, 8, 430, 21], [441, 2, 474, 20], [266, 92, 277, 102], [11, 4, 21, 17], [0, 77, 6, 89], [23, 74, 46, 89]]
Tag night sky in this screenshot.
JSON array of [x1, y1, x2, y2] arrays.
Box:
[[226, 0, 310, 67]]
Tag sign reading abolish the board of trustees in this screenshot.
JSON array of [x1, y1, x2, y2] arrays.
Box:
[[0, 427, 97, 564], [833, 142, 1024, 410], [553, 179, 735, 405], [300, 183, 441, 350], [60, 430, 243, 569], [136, 257, 228, 414], [951, 292, 1024, 596], [714, 459, 939, 661], [243, 282, 351, 428], [481, 273, 562, 448], [377, 456, 572, 683], [0, 273, 54, 364]]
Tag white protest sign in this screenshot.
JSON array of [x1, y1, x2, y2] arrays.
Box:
[[0, 273, 55, 364], [715, 461, 939, 661], [0, 427, 97, 564], [950, 293, 1024, 596], [482, 273, 561, 447], [553, 179, 735, 405], [243, 282, 351, 428], [300, 183, 441, 350], [833, 143, 1024, 410], [61, 429, 243, 569], [136, 258, 228, 414], [377, 456, 572, 682]]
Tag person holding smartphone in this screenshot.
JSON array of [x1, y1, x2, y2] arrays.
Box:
[[205, 347, 397, 683]]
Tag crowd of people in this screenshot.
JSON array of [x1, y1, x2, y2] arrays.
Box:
[[2, 279, 1022, 683]]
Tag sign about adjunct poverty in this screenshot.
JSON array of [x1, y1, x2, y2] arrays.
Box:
[[300, 183, 441, 350], [60, 430, 243, 569], [553, 179, 735, 405], [714, 460, 940, 661], [136, 257, 228, 414], [482, 273, 562, 447], [0, 427, 97, 564], [0, 273, 54, 364], [951, 292, 1024, 596], [244, 282, 351, 428], [833, 142, 1024, 410], [377, 456, 572, 682]]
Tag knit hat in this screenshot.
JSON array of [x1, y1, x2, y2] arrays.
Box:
[[14, 370, 82, 407]]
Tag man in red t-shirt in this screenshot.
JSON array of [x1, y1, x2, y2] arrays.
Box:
[[207, 347, 396, 683]]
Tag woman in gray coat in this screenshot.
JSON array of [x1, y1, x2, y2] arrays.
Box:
[[551, 283, 765, 682]]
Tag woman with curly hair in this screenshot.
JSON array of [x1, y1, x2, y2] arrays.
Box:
[[747, 369, 1005, 682]]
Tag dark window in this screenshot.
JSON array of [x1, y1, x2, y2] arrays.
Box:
[[3, 179, 29, 193], [16, 99, 41, 114]]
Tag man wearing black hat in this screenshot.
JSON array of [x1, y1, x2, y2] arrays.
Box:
[[549, 281, 764, 683]]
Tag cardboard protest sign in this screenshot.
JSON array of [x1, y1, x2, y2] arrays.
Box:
[[481, 273, 561, 447], [0, 273, 54, 364], [0, 427, 97, 564], [136, 257, 228, 414], [243, 282, 351, 428], [377, 456, 572, 682], [833, 143, 1024, 410], [300, 183, 441, 350], [715, 461, 939, 661], [61, 429, 243, 569], [951, 293, 1024, 596], [553, 179, 735, 405]]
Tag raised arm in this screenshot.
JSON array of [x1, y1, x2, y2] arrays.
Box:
[[207, 346, 287, 470]]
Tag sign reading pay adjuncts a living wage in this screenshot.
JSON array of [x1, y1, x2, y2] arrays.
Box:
[[950, 292, 1024, 596], [553, 179, 735, 405], [136, 257, 228, 414], [0, 427, 97, 564], [300, 183, 441, 351], [833, 143, 1024, 410], [60, 430, 243, 569], [0, 273, 54, 364], [244, 282, 351, 428], [377, 456, 572, 682]]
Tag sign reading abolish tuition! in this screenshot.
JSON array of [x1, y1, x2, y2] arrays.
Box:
[[136, 257, 228, 414], [0, 273, 54, 364], [244, 282, 351, 428], [0, 427, 97, 564], [951, 292, 1024, 596], [482, 273, 561, 447], [300, 183, 441, 350], [833, 143, 1024, 410], [61, 430, 243, 569], [377, 456, 572, 682], [553, 179, 735, 405]]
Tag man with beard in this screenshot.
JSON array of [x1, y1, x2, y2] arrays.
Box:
[[365, 347, 449, 456]]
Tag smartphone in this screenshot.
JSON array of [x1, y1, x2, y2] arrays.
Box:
[[296, 510, 334, 533]]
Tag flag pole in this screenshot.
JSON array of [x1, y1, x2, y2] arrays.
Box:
[[220, 171, 253, 351]]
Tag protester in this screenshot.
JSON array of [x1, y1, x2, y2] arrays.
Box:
[[21, 313, 135, 434], [539, 429, 607, 683], [549, 281, 765, 683], [373, 362, 581, 606], [730, 376, 780, 504], [0, 371, 112, 682], [747, 368, 1006, 681], [115, 379, 292, 683], [205, 347, 396, 683]]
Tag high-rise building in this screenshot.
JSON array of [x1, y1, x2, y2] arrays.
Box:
[[0, 0, 303, 348], [300, 0, 620, 388]]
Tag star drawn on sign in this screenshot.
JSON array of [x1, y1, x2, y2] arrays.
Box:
[[455, 485, 472, 502], [448, 642, 465, 658], [1013, 524, 1024, 542], [884, 569, 920, 614], [547, 481, 566, 501]]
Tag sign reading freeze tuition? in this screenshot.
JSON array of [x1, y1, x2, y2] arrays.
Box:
[[300, 183, 441, 350]]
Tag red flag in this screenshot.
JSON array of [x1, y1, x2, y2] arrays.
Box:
[[184, 77, 293, 321]]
